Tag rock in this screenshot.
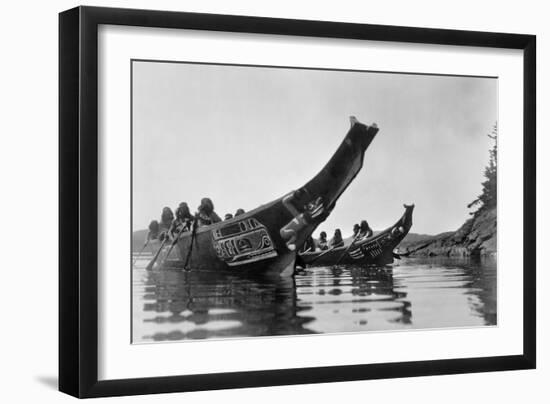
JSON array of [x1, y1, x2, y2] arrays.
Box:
[[404, 207, 496, 258]]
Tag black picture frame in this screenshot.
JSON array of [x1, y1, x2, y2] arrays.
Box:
[[59, 5, 536, 398]]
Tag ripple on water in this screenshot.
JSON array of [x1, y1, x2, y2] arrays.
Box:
[[131, 256, 496, 342]]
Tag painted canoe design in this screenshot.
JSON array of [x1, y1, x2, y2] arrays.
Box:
[[211, 218, 278, 266]]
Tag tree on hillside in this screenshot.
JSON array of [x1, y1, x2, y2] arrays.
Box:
[[468, 123, 497, 215]]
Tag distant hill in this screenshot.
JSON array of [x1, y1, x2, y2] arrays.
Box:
[[397, 232, 454, 251], [397, 207, 496, 257], [132, 229, 148, 252]]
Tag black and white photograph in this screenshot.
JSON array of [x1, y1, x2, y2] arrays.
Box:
[[131, 60, 497, 343], [0, 0, 539, 401]]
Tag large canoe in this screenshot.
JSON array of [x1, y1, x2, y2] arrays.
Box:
[[150, 117, 379, 276], [299, 204, 414, 267]]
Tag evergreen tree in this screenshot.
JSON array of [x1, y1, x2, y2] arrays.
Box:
[[468, 123, 497, 214]]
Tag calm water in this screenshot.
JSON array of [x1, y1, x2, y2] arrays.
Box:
[[132, 257, 496, 343]]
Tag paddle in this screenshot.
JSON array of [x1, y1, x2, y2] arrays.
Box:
[[335, 232, 363, 265], [160, 222, 189, 266], [183, 216, 199, 270], [145, 235, 169, 271], [132, 239, 149, 267]]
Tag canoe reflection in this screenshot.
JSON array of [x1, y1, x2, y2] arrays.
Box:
[[295, 266, 411, 333], [133, 257, 496, 343], [136, 265, 411, 342], [139, 270, 315, 341]]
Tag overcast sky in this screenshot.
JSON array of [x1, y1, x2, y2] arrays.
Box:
[[132, 60, 496, 236]]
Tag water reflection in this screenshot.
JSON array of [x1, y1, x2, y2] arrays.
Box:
[[133, 269, 315, 342], [295, 266, 412, 333], [132, 256, 496, 343]]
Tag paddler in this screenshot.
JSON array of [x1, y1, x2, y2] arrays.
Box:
[[159, 206, 174, 241], [330, 229, 344, 248], [146, 220, 160, 241], [352, 223, 360, 237], [169, 202, 193, 238], [358, 220, 373, 239], [196, 197, 222, 227], [317, 231, 329, 250]]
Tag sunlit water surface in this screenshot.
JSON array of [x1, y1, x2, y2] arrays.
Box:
[[132, 257, 496, 343]]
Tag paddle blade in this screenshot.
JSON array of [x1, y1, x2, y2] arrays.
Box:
[[146, 238, 168, 271]]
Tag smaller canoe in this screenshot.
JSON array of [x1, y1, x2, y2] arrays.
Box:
[[299, 204, 414, 267]]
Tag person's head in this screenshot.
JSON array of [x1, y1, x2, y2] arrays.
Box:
[[353, 223, 360, 234], [148, 220, 159, 233], [224, 213, 233, 220], [199, 198, 214, 215], [235, 208, 245, 216], [320, 231, 327, 240], [360, 220, 370, 232], [161, 207, 174, 223], [334, 229, 342, 238], [176, 202, 190, 219]]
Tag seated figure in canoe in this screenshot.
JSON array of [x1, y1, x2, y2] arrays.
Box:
[[358, 220, 374, 240], [317, 231, 329, 251], [352, 223, 360, 238], [169, 202, 194, 239], [196, 197, 222, 227], [158, 206, 175, 241], [144, 203, 189, 243], [146, 220, 160, 242], [330, 229, 345, 248]]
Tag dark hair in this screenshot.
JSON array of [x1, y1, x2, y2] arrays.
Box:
[[148, 220, 159, 232], [360, 220, 371, 231], [199, 198, 214, 215], [176, 202, 191, 219], [224, 213, 233, 220], [161, 207, 174, 223], [333, 229, 343, 243], [235, 208, 245, 216], [320, 231, 327, 238]]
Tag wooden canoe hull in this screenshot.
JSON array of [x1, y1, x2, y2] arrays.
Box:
[[299, 204, 414, 267], [155, 119, 379, 276]]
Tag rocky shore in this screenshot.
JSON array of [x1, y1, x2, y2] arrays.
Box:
[[398, 207, 496, 258]]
